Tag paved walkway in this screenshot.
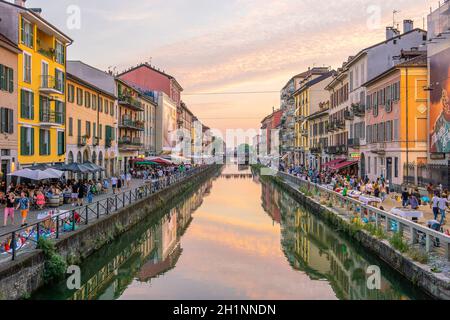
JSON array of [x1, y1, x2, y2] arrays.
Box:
[[0, 178, 146, 235]]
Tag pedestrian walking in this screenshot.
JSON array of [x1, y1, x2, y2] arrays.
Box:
[[3, 192, 15, 227], [111, 176, 117, 194], [438, 195, 449, 225], [16, 192, 30, 227], [432, 192, 440, 220]]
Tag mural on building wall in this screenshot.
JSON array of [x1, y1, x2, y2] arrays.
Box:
[[429, 47, 450, 154], [163, 100, 177, 151]]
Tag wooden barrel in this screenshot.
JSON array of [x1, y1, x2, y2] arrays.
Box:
[[48, 196, 60, 208]]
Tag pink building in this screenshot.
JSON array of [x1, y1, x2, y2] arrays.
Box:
[[118, 63, 183, 106]]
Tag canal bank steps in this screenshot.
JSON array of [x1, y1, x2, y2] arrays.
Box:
[[253, 167, 450, 300], [0, 165, 221, 300]]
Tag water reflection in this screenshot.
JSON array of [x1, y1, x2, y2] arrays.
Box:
[[262, 180, 429, 300]]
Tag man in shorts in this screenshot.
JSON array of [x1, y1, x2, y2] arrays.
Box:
[[16, 192, 30, 227], [111, 176, 118, 194]]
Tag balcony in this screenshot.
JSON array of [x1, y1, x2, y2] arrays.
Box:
[[370, 142, 386, 155], [119, 118, 145, 131], [118, 94, 144, 111], [336, 120, 345, 130], [39, 75, 64, 94], [310, 147, 322, 154], [39, 109, 64, 126], [337, 144, 348, 155], [347, 138, 360, 148], [352, 103, 365, 117], [344, 110, 354, 120], [118, 137, 143, 151], [78, 135, 87, 147], [326, 146, 338, 154]]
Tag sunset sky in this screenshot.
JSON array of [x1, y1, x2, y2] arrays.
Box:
[[24, 0, 437, 133]]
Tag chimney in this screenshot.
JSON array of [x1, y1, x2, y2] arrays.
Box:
[[14, 0, 26, 7], [403, 19, 414, 33], [386, 26, 400, 40]]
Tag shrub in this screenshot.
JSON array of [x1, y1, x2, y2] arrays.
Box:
[[389, 232, 409, 253], [43, 254, 67, 284], [363, 223, 387, 239], [37, 237, 67, 284]]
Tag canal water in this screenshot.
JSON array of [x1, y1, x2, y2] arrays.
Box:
[[32, 165, 429, 300]]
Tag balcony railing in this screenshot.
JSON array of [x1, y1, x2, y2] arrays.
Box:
[[352, 103, 365, 117], [310, 147, 322, 154], [344, 110, 354, 120], [119, 118, 145, 131], [118, 94, 144, 111], [336, 120, 345, 129], [40, 75, 64, 94], [118, 137, 143, 150], [39, 109, 64, 125], [78, 135, 87, 147], [347, 138, 360, 148]]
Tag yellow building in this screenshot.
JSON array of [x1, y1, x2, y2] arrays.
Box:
[[0, 1, 72, 167], [293, 68, 333, 166], [116, 79, 145, 173], [362, 51, 428, 188], [66, 61, 118, 177]]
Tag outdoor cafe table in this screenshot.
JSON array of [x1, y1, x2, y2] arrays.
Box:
[[390, 207, 424, 220], [359, 195, 383, 205]]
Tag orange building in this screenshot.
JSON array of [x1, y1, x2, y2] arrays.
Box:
[[362, 50, 428, 189]]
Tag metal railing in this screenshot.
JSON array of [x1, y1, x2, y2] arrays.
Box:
[[0, 165, 211, 263], [278, 171, 450, 261]]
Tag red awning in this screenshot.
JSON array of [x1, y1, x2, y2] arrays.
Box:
[[330, 160, 359, 171], [323, 159, 346, 167]]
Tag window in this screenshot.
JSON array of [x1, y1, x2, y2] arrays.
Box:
[[374, 157, 377, 175], [77, 119, 81, 137], [385, 121, 392, 142], [98, 97, 103, 112], [85, 121, 91, 138], [110, 102, 114, 116], [93, 122, 97, 138], [394, 157, 399, 178], [21, 17, 34, 48], [368, 156, 371, 174], [55, 40, 65, 65], [99, 124, 103, 139], [20, 126, 34, 156], [55, 69, 64, 93], [349, 71, 354, 91], [105, 100, 109, 114], [39, 129, 50, 156], [0, 64, 14, 92], [393, 119, 399, 141], [55, 101, 65, 124], [68, 84, 75, 103], [76, 88, 83, 106], [92, 95, 97, 110], [20, 89, 34, 119], [85, 91, 91, 108], [23, 53, 32, 83], [68, 117, 73, 136], [57, 131, 65, 155], [0, 108, 14, 134]]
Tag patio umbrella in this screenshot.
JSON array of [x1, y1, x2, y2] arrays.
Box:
[[43, 168, 64, 178], [27, 164, 51, 171], [59, 163, 91, 173], [146, 157, 173, 165], [83, 162, 104, 172], [8, 169, 55, 180]]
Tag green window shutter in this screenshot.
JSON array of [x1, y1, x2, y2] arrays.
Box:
[[30, 128, 34, 155], [20, 127, 26, 155], [30, 92, 34, 119], [8, 68, 13, 93], [0, 108, 5, 133], [20, 90, 25, 118], [8, 109, 13, 134], [0, 65, 4, 90], [39, 129, 44, 155]]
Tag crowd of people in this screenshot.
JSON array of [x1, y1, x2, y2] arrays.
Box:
[[0, 163, 194, 229], [282, 163, 450, 227]]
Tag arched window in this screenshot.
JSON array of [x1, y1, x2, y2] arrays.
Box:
[[98, 151, 103, 167], [92, 151, 97, 165], [77, 151, 82, 164], [83, 149, 89, 163], [68, 151, 74, 164]]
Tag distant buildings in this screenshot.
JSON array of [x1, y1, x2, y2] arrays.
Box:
[[263, 12, 450, 189]]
